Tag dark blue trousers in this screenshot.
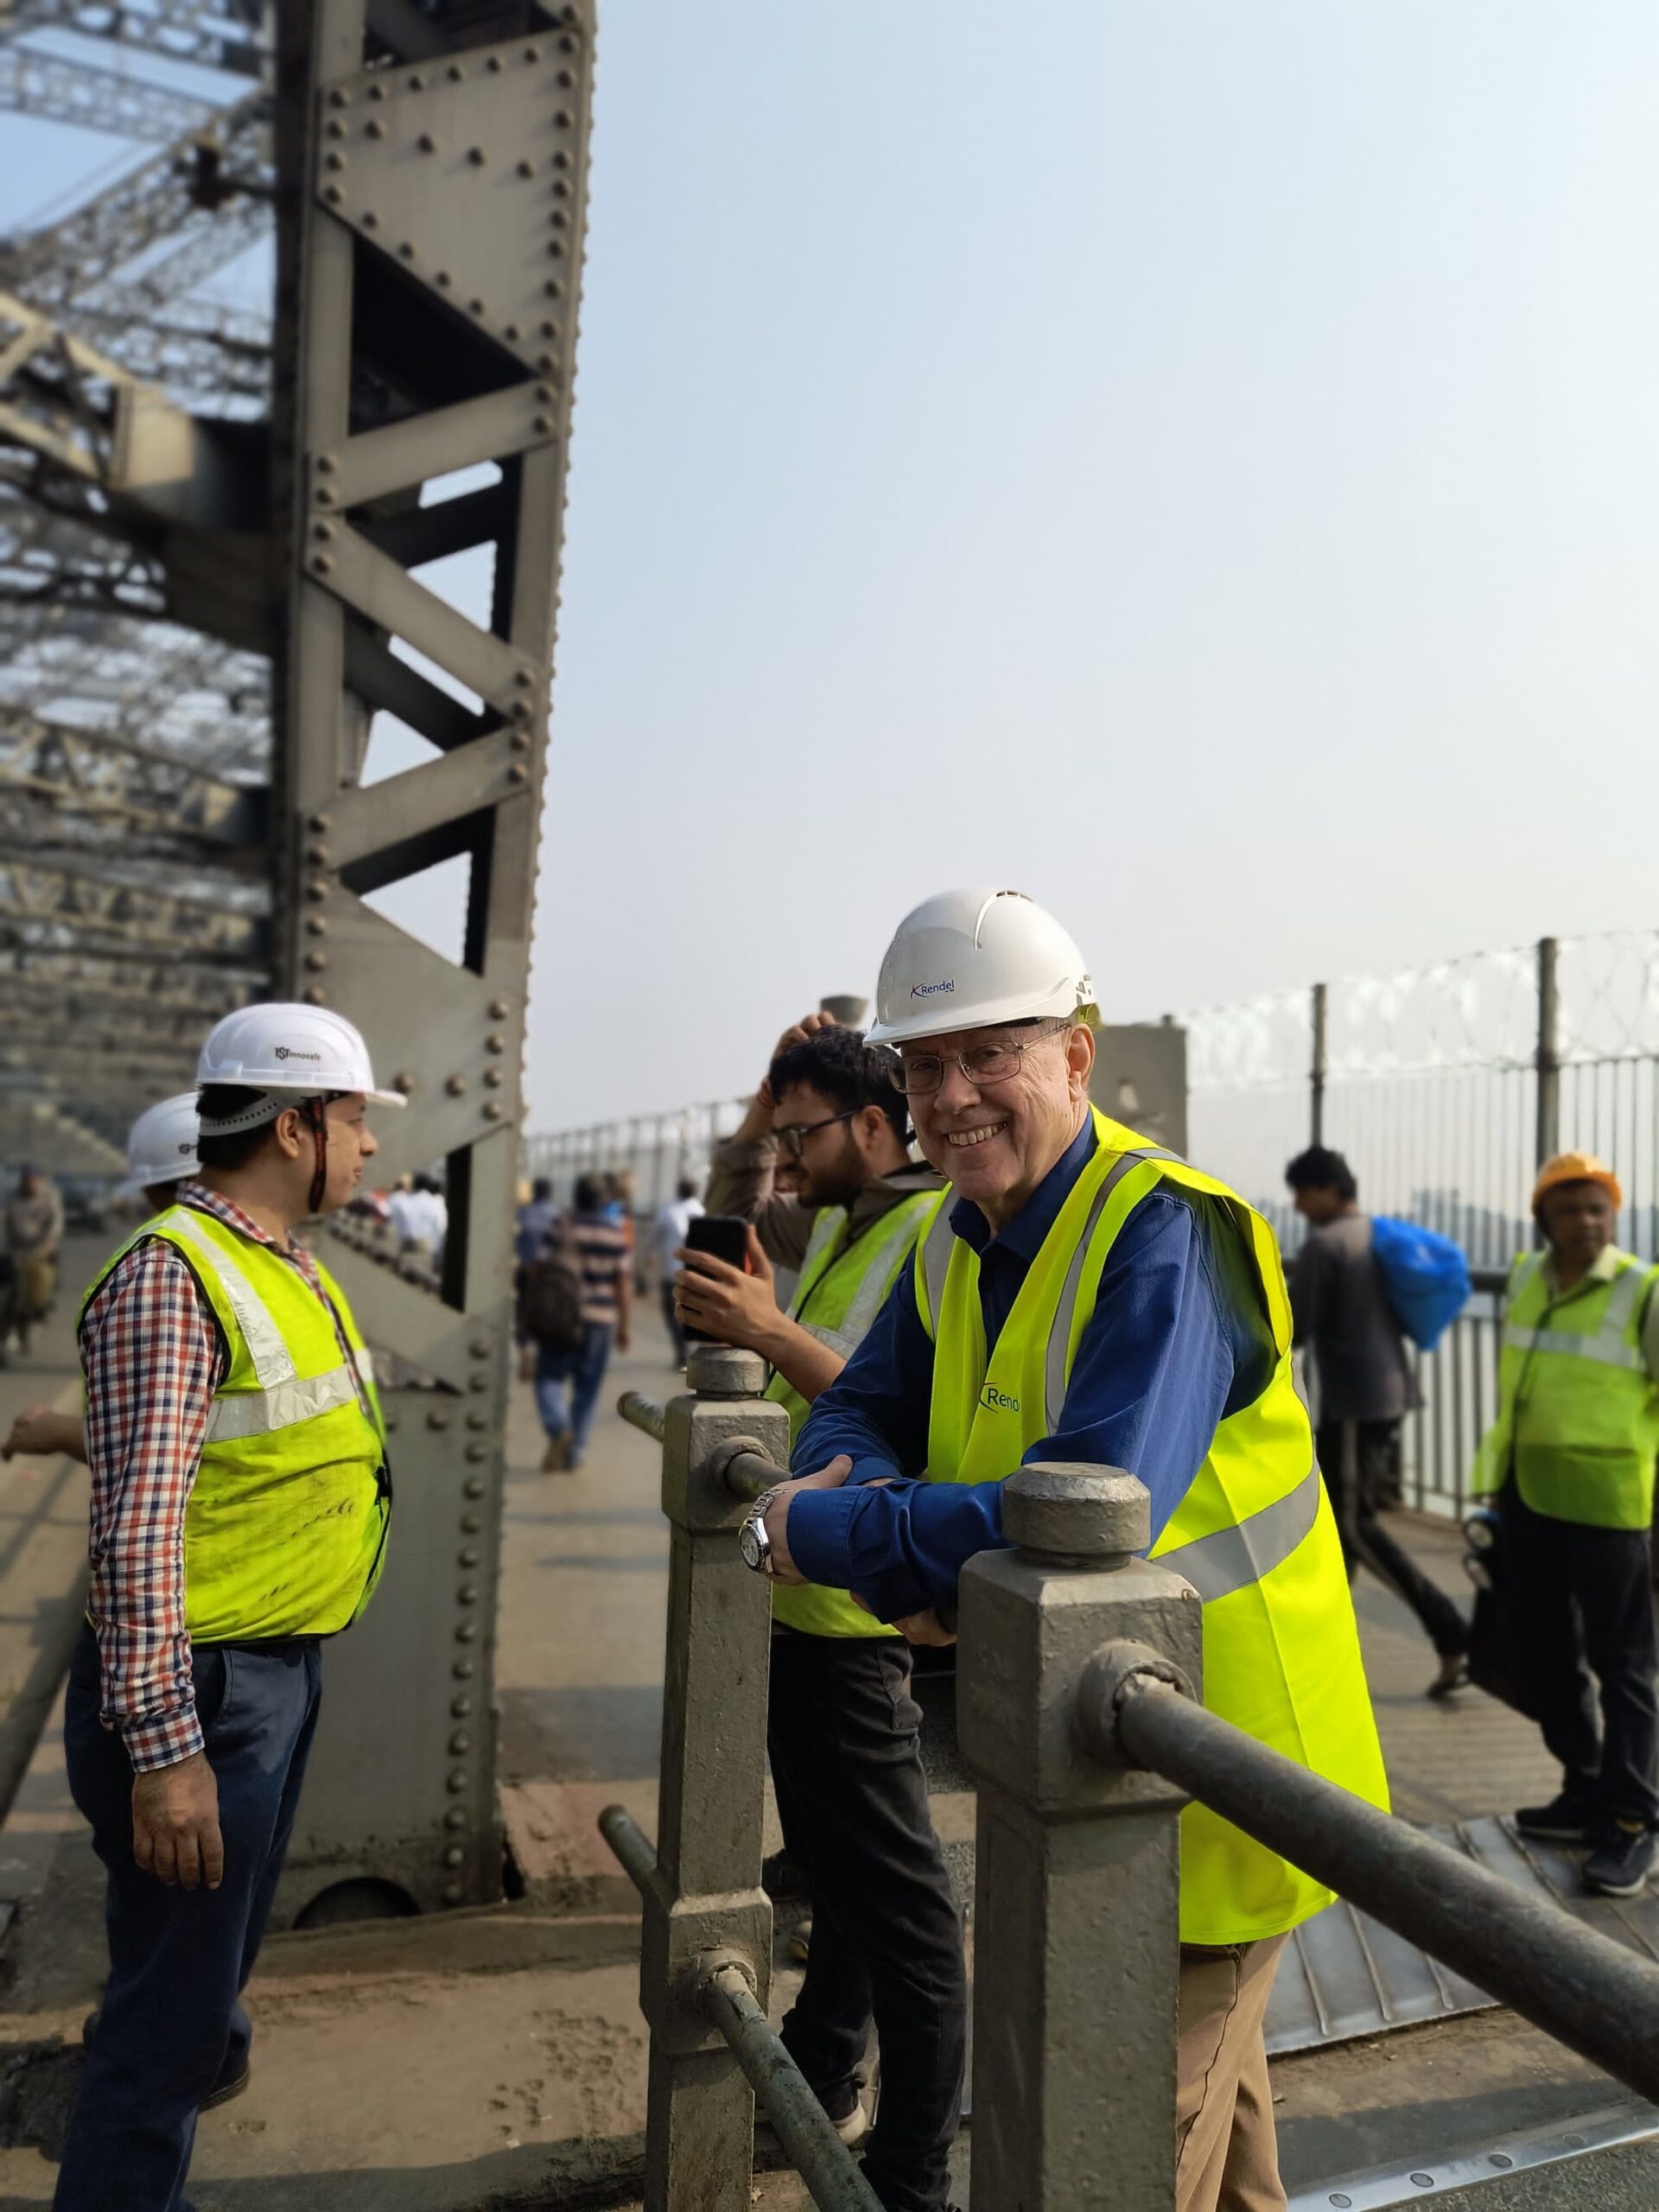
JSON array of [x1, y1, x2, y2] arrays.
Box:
[[54, 1626, 322, 2212]]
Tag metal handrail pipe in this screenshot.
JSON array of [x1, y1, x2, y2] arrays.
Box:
[[1102, 1668, 1659, 2106], [708, 1435, 779, 1502], [616, 1390, 666, 1442], [596, 1806, 883, 2212]]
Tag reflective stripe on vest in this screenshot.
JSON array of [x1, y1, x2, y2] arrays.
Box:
[[166, 1206, 296, 1389], [1158, 1461, 1322, 1604], [1046, 1144, 1179, 1428], [1503, 1259, 1647, 1370], [796, 1203, 930, 1359], [206, 1363, 365, 1442]]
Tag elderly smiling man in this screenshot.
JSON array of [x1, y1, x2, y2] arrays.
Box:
[[740, 888, 1389, 2212]]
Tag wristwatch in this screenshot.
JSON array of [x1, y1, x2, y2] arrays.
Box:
[[740, 1488, 782, 1577]]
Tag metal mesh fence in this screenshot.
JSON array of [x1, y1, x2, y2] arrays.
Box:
[[525, 931, 1659, 1518]]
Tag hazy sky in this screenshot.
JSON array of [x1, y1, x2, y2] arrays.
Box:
[[9, 4, 1659, 1130]]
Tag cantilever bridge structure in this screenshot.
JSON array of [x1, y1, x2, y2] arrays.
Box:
[[0, 0, 595, 1917]]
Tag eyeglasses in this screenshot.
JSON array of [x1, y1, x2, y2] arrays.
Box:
[[897, 1020, 1070, 1097], [775, 1107, 860, 1159]]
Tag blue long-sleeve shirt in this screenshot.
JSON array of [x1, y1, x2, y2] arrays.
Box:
[[788, 1120, 1277, 1623]]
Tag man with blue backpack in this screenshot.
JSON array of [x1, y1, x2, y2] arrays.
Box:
[[1286, 1146, 1472, 1697]]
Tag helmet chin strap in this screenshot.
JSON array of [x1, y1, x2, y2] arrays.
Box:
[[303, 1096, 329, 1214]]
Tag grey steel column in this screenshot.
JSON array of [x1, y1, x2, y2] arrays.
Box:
[[1535, 935, 1560, 1171], [957, 1463, 1202, 2211], [267, 0, 595, 1915], [640, 1344, 789, 2211], [1310, 979, 1328, 1147]]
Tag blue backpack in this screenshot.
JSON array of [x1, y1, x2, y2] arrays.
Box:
[[1369, 1215, 1471, 1352]]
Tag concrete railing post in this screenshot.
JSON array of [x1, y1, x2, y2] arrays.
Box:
[[957, 1463, 1204, 2211], [638, 1344, 790, 2211]]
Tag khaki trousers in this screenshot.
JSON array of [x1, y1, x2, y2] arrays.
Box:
[[1175, 1935, 1287, 2212]]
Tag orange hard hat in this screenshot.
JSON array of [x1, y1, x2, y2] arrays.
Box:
[[1532, 1150, 1623, 1216]]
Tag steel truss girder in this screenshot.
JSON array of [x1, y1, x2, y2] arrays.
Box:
[[269, 0, 593, 1918], [0, 703, 264, 853], [0, 41, 223, 137], [0, 853, 268, 966], [0, 0, 266, 79]]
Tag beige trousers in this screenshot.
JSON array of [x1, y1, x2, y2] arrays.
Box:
[[1175, 1935, 1288, 2212]]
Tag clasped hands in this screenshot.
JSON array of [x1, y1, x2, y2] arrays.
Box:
[[757, 1456, 956, 1648]]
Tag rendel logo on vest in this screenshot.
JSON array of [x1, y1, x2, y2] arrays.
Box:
[[979, 1383, 1020, 1413], [911, 979, 955, 999]]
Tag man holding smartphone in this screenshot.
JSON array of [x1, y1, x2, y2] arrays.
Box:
[[674, 1019, 959, 2212]]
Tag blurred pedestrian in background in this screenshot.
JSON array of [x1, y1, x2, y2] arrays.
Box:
[[3, 1164, 63, 1358], [652, 1175, 703, 1366]]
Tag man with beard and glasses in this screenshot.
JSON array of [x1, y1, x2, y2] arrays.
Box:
[[675, 1016, 960, 2212]]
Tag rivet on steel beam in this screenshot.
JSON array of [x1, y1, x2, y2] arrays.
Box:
[[442, 1883, 462, 1904], [323, 186, 344, 207], [458, 1550, 480, 1569], [489, 997, 510, 1018], [467, 146, 486, 165], [326, 118, 346, 138], [544, 279, 563, 298], [399, 242, 415, 260], [408, 71, 426, 89], [460, 1513, 481, 1534], [384, 1415, 398, 1434], [465, 1443, 487, 1463], [557, 68, 575, 86], [483, 1103, 505, 1122], [526, 44, 542, 60], [450, 1726, 472, 1751], [553, 178, 570, 197], [329, 86, 348, 106], [517, 159, 534, 177], [446, 61, 463, 80], [366, 118, 385, 139], [455, 1620, 478, 1642], [537, 345, 556, 362], [464, 1475, 486, 1497], [309, 810, 331, 830], [468, 1371, 490, 1391], [470, 1338, 490, 1358], [550, 212, 568, 230], [451, 1695, 474, 1719], [504, 322, 521, 340], [444, 1804, 467, 1826], [546, 242, 563, 258], [303, 987, 326, 1005], [446, 1073, 467, 1095], [507, 765, 529, 784], [306, 843, 329, 864], [486, 52, 502, 71], [419, 132, 438, 152], [453, 1657, 475, 1679], [313, 521, 334, 541], [558, 34, 576, 51], [457, 1585, 479, 1605], [315, 486, 335, 505], [436, 270, 452, 288], [468, 297, 485, 314], [363, 212, 378, 229], [305, 879, 327, 900], [325, 150, 346, 170], [555, 109, 571, 126], [304, 952, 327, 974], [392, 1070, 414, 1091], [553, 150, 569, 168], [533, 415, 553, 434], [443, 1843, 465, 1866], [466, 1409, 487, 1429], [428, 1409, 450, 1431], [485, 1065, 505, 1084], [368, 80, 385, 102], [514, 667, 533, 687], [305, 917, 327, 938], [486, 1032, 506, 1051], [510, 730, 531, 753]]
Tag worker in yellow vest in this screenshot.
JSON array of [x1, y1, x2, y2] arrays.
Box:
[[3, 1091, 205, 1468], [742, 891, 1389, 2212], [54, 1004, 403, 2212], [1471, 1150, 1659, 1898], [674, 1017, 957, 2206]]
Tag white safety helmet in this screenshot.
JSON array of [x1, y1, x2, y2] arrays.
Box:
[[124, 1092, 200, 1194], [196, 1003, 406, 1136], [865, 888, 1097, 1048]]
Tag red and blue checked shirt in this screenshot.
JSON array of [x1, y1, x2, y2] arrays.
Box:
[[79, 1183, 360, 1772]]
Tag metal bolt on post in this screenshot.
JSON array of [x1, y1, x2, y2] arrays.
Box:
[[957, 1463, 1204, 2212], [637, 1344, 791, 2212]]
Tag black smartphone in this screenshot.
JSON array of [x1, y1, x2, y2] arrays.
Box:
[[681, 1214, 750, 1342]]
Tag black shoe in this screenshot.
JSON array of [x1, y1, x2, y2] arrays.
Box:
[[1515, 1793, 1597, 1842], [201, 2060, 252, 2112], [1582, 1827, 1657, 1898], [1426, 1652, 1471, 1700]]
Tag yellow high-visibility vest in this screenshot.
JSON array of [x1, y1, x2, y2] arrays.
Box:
[[84, 1204, 391, 1643], [767, 1192, 935, 1639], [1471, 1248, 1659, 1529], [913, 1107, 1389, 1946]]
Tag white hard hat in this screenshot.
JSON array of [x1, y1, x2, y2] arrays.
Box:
[[196, 1003, 406, 1135], [124, 1092, 200, 1193], [865, 888, 1097, 1047]]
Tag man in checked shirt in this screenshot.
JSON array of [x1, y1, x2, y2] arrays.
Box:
[[55, 1003, 404, 2212]]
